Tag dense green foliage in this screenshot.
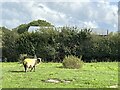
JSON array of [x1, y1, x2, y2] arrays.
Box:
[[16, 24, 30, 34], [62, 55, 83, 69], [2, 27, 19, 61], [0, 27, 2, 48], [2, 62, 118, 88], [28, 19, 54, 27], [1, 20, 120, 62]]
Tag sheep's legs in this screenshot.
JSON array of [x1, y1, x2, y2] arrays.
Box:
[[24, 65, 27, 72], [30, 67, 33, 72], [33, 66, 35, 72], [30, 66, 35, 72]]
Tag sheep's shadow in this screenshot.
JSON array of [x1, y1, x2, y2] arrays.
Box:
[[9, 70, 25, 73]]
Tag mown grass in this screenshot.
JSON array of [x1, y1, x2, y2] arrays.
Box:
[[1, 62, 119, 88]]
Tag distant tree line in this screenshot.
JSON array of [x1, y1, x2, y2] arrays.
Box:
[[1, 20, 120, 62]]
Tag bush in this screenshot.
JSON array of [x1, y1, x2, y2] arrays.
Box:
[[62, 55, 84, 69]]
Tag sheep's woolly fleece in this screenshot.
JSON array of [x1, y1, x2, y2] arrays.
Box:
[[23, 58, 37, 68]]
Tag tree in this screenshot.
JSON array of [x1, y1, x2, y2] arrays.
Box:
[[15, 19, 54, 34], [28, 19, 54, 27], [15, 24, 30, 34], [2, 22, 119, 62], [2, 27, 19, 61]]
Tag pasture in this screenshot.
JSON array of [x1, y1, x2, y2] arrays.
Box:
[[1, 62, 119, 88]]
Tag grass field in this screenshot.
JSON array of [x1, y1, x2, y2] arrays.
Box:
[[1, 62, 119, 88]]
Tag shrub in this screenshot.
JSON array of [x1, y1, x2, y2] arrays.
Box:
[[62, 55, 84, 69]]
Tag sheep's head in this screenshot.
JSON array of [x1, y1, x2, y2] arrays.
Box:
[[37, 58, 41, 63]]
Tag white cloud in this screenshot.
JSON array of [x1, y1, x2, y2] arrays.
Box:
[[83, 21, 98, 28], [113, 24, 117, 28], [90, 2, 117, 27], [3, 19, 20, 29], [41, 1, 118, 27], [2, 2, 32, 28], [24, 2, 69, 26], [1, 0, 118, 33], [0, 3, 2, 26]]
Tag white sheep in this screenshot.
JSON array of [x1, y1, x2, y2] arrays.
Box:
[[23, 58, 41, 72]]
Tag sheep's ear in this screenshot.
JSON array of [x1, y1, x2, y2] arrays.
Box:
[[37, 58, 41, 63]]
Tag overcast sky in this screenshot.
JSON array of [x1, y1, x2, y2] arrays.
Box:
[[1, 0, 119, 33]]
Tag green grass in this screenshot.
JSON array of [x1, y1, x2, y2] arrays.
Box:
[[1, 62, 118, 88]]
